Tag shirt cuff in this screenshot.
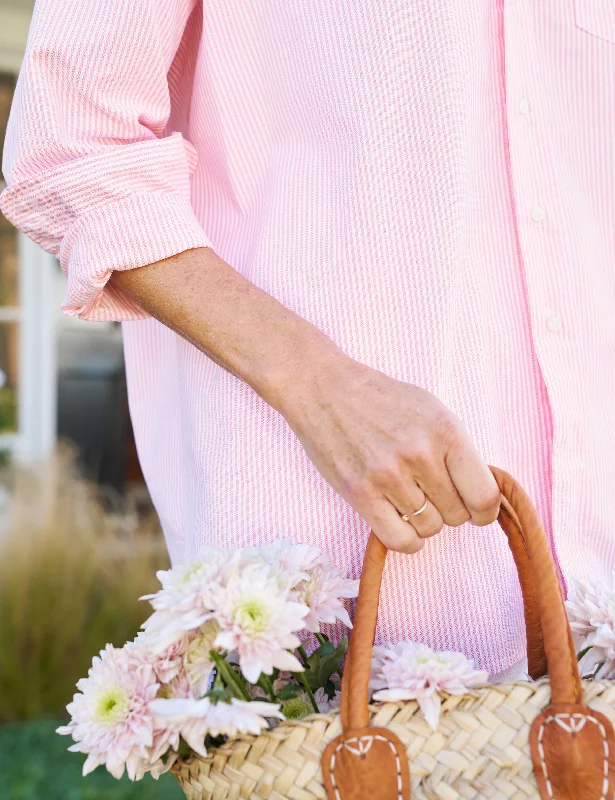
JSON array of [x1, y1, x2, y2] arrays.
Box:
[[60, 191, 212, 321], [0, 132, 213, 321]]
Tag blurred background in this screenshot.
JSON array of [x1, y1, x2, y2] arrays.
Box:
[[0, 2, 183, 797]]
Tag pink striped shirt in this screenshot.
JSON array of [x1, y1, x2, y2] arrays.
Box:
[[2, 0, 615, 674]]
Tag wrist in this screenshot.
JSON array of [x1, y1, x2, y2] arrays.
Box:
[[258, 330, 345, 417]]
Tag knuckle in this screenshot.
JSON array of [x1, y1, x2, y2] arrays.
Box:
[[341, 474, 373, 504], [436, 413, 464, 446], [471, 487, 502, 516], [408, 445, 436, 472], [371, 456, 404, 486]]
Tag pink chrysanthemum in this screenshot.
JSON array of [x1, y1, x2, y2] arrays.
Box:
[[370, 642, 488, 731], [129, 632, 191, 685], [293, 563, 359, 632], [57, 644, 160, 780], [214, 563, 308, 683]]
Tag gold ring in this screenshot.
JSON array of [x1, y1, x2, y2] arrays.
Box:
[[401, 498, 428, 521]]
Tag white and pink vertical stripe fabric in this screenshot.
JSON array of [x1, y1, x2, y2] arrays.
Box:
[[2, 0, 615, 674]]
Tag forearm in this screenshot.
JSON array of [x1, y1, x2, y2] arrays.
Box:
[[108, 247, 341, 411], [110, 246, 501, 554]]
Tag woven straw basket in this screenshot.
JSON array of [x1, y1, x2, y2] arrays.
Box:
[[171, 466, 615, 800]]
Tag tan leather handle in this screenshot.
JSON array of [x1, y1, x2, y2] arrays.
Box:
[[340, 464, 583, 732]]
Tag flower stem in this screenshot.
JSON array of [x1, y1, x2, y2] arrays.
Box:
[[577, 646, 592, 662], [209, 651, 251, 701], [297, 645, 310, 666], [258, 673, 277, 702], [297, 671, 319, 713]]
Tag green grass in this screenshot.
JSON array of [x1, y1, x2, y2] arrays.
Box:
[[0, 719, 184, 800]]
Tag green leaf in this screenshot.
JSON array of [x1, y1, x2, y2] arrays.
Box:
[[205, 686, 234, 704], [304, 637, 348, 691], [277, 682, 301, 701], [177, 737, 193, 759], [323, 679, 337, 700], [316, 641, 335, 657]]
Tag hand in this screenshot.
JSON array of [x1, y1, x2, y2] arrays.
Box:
[[279, 350, 501, 554], [110, 249, 500, 554]]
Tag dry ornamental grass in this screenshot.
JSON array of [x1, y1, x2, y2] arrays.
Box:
[[0, 443, 170, 722]]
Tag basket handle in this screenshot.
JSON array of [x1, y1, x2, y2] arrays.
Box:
[[339, 464, 583, 732]]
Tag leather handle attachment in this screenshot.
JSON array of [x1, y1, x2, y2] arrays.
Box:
[[323, 465, 615, 800]]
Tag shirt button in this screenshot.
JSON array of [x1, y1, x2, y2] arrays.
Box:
[[531, 206, 546, 223], [518, 97, 530, 115], [546, 315, 562, 333]]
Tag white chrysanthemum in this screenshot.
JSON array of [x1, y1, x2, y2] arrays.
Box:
[[56, 644, 160, 780], [244, 537, 324, 590], [293, 563, 359, 632], [214, 563, 308, 683], [184, 620, 220, 697], [149, 697, 283, 756], [140, 549, 239, 651], [370, 642, 488, 731], [566, 573, 615, 679]]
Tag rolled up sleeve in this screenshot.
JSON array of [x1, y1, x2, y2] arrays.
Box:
[[0, 0, 213, 321]]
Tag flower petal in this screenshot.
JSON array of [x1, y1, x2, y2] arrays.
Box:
[[418, 695, 442, 732]]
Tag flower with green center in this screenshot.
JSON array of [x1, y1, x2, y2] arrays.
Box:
[[95, 687, 130, 723], [215, 563, 308, 683], [236, 598, 271, 633], [57, 644, 160, 780]]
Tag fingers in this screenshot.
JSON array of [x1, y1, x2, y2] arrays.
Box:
[[443, 433, 501, 526], [414, 463, 472, 528], [384, 480, 444, 539], [361, 497, 426, 554]]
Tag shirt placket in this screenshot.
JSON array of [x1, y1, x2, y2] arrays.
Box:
[[503, 0, 579, 591]]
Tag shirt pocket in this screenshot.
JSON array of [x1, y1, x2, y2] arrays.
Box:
[[574, 0, 615, 43]]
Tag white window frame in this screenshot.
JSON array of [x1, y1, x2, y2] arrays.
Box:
[[0, 5, 58, 462], [0, 231, 57, 461]]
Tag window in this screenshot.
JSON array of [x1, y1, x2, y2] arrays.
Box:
[[0, 72, 56, 459]]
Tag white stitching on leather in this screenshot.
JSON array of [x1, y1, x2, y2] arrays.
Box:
[[330, 734, 403, 800], [537, 713, 609, 800]]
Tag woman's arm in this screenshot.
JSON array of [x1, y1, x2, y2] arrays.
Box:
[[1, 0, 500, 551], [110, 247, 502, 554]]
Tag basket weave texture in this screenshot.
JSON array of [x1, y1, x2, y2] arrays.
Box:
[[171, 679, 615, 800]]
